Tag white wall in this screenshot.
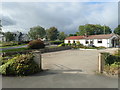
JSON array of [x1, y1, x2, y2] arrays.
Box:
[[65, 39, 109, 47]]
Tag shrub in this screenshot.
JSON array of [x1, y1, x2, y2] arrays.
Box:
[[102, 52, 120, 65], [97, 46, 106, 49], [68, 43, 71, 46], [1, 41, 19, 47], [0, 54, 39, 76], [76, 41, 80, 46], [71, 43, 76, 46], [28, 40, 45, 49], [114, 50, 120, 56], [50, 41, 64, 45], [104, 62, 120, 75], [58, 43, 65, 47]]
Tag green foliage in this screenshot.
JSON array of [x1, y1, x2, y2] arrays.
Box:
[[104, 62, 120, 75], [69, 34, 77, 36], [58, 32, 67, 40], [114, 50, 120, 56], [0, 54, 39, 76], [78, 24, 112, 35], [0, 57, 9, 65], [28, 26, 46, 39], [28, 40, 45, 49], [102, 52, 120, 65], [50, 41, 64, 45], [0, 41, 28, 47], [4, 32, 15, 41], [58, 43, 65, 47], [46, 27, 59, 40], [1, 47, 28, 53], [67, 43, 71, 46], [1, 41, 19, 47], [114, 25, 120, 35]]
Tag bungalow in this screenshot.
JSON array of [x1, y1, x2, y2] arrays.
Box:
[[64, 34, 120, 48]]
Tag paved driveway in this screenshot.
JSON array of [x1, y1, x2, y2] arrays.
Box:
[[42, 49, 99, 74], [42, 48, 118, 74]]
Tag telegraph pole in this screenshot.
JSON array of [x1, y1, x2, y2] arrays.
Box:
[[103, 24, 105, 34]]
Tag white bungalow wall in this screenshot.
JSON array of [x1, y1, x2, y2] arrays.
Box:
[[64, 39, 109, 47]]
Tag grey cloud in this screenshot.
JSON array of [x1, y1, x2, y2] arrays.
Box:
[[2, 2, 118, 34], [2, 16, 16, 26]]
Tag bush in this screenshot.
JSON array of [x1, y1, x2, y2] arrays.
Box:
[[28, 40, 45, 49], [1, 41, 19, 47], [68, 43, 71, 46], [58, 43, 65, 47], [71, 43, 76, 46], [102, 52, 120, 65], [114, 50, 120, 56], [50, 41, 64, 45], [0, 54, 39, 76], [104, 62, 120, 75]]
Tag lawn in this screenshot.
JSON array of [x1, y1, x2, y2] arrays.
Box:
[[0, 47, 29, 53], [0, 44, 27, 49]]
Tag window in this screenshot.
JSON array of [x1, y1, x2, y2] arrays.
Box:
[[68, 41, 70, 43], [98, 39, 102, 43], [73, 41, 75, 43], [85, 40, 89, 44], [90, 40, 94, 44]]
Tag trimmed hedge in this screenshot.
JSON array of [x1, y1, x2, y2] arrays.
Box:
[[0, 54, 39, 76], [50, 41, 64, 45]]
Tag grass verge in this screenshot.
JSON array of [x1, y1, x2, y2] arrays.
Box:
[[0, 44, 27, 49], [0, 47, 29, 53]]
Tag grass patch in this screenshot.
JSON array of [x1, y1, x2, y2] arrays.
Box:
[[1, 47, 29, 53], [0, 44, 27, 49]]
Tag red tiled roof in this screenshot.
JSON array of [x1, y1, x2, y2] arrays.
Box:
[[65, 36, 84, 40], [65, 34, 114, 40]]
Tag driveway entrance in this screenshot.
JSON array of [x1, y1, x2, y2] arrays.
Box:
[[42, 49, 99, 74]]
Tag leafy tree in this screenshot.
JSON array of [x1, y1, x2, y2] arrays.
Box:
[[4, 32, 15, 41], [114, 25, 120, 35], [58, 32, 67, 40], [78, 24, 112, 35], [46, 27, 59, 40], [28, 26, 46, 40], [69, 34, 77, 36]]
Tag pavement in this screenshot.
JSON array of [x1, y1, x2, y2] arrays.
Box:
[[2, 70, 118, 88], [2, 48, 119, 88], [0, 45, 27, 51]]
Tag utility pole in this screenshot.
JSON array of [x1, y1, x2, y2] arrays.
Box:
[[103, 24, 105, 34]]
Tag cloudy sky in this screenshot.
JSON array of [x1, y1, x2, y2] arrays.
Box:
[[0, 1, 118, 34]]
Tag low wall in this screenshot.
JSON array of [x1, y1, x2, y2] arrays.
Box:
[[0, 46, 72, 57]]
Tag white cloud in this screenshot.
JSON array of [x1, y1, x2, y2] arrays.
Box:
[[1, 2, 118, 34]]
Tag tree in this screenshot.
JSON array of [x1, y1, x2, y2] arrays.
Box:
[[78, 24, 112, 35], [46, 27, 59, 40], [28, 26, 46, 40], [4, 32, 15, 41], [58, 32, 67, 40], [114, 25, 120, 35], [69, 34, 77, 36]]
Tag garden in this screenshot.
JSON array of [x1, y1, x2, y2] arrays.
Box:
[[57, 41, 106, 50], [0, 39, 45, 76], [102, 50, 120, 75]]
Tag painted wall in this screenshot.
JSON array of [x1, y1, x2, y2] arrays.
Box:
[[64, 39, 110, 47]]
